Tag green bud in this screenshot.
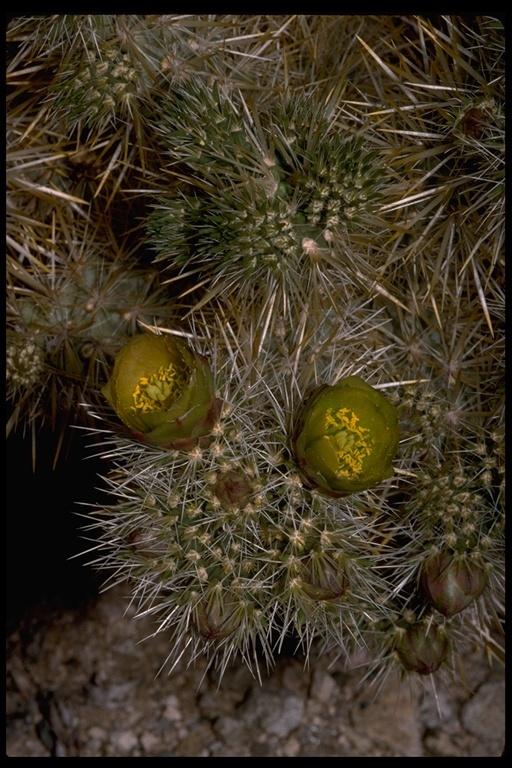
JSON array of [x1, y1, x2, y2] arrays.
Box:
[[102, 333, 221, 448], [395, 621, 449, 675], [292, 376, 399, 496], [421, 551, 488, 618]]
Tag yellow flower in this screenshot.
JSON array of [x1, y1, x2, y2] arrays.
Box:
[[292, 376, 399, 496], [102, 333, 221, 448]]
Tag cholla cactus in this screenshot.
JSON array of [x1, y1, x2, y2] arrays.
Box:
[[82, 307, 411, 679], [147, 82, 395, 327], [6, 14, 505, 692], [352, 15, 505, 334], [7, 15, 177, 458], [6, 223, 173, 455], [83, 291, 504, 683]]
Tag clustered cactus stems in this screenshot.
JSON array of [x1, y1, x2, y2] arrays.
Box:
[[6, 236, 173, 458], [146, 84, 394, 325], [86, 315, 406, 680], [7, 14, 504, 690]]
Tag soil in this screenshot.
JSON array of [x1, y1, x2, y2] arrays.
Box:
[[6, 581, 505, 758]]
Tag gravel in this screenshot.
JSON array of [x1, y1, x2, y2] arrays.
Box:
[[6, 583, 505, 757]]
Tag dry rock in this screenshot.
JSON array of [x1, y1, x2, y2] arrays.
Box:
[[6, 584, 505, 757]]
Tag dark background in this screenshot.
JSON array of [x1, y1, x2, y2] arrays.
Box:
[[6, 425, 105, 632]]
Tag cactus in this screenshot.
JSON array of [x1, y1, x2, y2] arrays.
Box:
[[146, 82, 395, 327], [6, 15, 504, 690], [83, 307, 410, 679], [6, 227, 173, 458]]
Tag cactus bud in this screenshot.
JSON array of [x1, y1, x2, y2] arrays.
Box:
[[421, 551, 488, 618], [212, 469, 254, 511], [193, 590, 241, 641], [395, 621, 449, 675], [292, 376, 399, 496], [299, 552, 349, 601], [102, 333, 221, 448]]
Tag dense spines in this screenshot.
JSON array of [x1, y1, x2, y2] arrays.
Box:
[[80, 309, 409, 678], [6, 15, 504, 689], [353, 15, 505, 334], [6, 232, 174, 443], [147, 83, 395, 319]]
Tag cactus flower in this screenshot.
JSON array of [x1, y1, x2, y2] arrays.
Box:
[[292, 376, 399, 496], [396, 622, 449, 675], [102, 333, 221, 449], [421, 552, 488, 618]]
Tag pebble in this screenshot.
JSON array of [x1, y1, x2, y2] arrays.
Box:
[[163, 694, 182, 722], [310, 670, 339, 703], [6, 585, 505, 757], [114, 730, 139, 753], [248, 688, 305, 738], [350, 674, 423, 757]]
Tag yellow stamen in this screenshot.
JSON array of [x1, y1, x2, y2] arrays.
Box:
[[324, 407, 373, 479], [131, 364, 187, 413]]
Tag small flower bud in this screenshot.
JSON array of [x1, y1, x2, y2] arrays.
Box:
[[102, 333, 221, 448], [193, 592, 241, 641], [396, 621, 449, 675], [292, 376, 399, 496], [212, 469, 254, 511], [421, 551, 488, 618], [299, 553, 349, 601]]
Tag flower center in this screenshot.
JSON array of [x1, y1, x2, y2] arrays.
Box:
[[324, 406, 373, 479], [131, 363, 187, 413]]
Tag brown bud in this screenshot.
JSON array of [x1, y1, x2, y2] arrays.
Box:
[[299, 553, 349, 601], [193, 594, 240, 641], [213, 470, 253, 510], [421, 552, 488, 618], [396, 621, 449, 675]]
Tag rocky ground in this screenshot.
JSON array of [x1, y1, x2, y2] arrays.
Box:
[[6, 580, 505, 758]]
